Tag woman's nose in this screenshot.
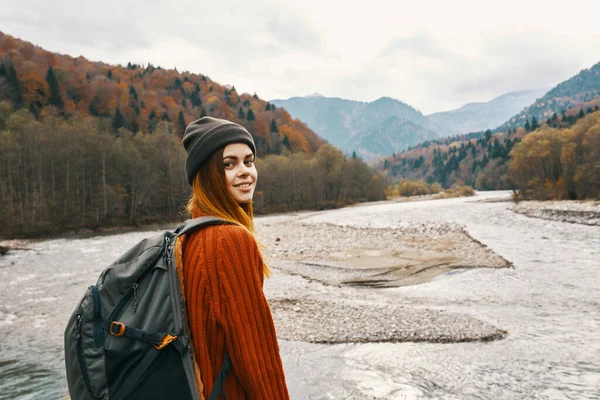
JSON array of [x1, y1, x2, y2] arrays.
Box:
[[237, 166, 250, 176]]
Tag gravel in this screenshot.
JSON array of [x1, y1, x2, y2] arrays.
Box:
[[270, 298, 507, 344], [255, 214, 511, 344], [513, 200, 600, 226]]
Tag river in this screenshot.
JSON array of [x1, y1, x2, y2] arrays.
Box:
[[1, 191, 599, 399]]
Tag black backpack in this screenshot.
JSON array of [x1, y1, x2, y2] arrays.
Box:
[[64, 217, 233, 400]]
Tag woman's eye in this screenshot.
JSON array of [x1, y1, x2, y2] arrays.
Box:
[[244, 160, 254, 166], [224, 162, 233, 168]]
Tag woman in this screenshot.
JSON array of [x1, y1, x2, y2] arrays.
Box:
[[174, 116, 290, 399]]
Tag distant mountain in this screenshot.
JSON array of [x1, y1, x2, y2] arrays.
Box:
[[270, 95, 443, 159], [427, 88, 549, 135], [344, 117, 439, 159], [497, 62, 600, 131]]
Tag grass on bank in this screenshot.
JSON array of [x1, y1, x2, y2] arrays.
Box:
[[386, 179, 474, 200]]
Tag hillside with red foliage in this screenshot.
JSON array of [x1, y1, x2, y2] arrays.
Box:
[[0, 31, 325, 156]]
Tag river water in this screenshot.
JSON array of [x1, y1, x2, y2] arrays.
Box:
[[1, 191, 599, 399]]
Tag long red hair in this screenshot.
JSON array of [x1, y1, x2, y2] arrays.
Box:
[[185, 147, 270, 277]]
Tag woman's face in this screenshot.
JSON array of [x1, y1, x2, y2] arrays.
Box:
[[222, 143, 258, 204]]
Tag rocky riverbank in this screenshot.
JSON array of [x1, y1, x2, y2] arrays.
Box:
[[255, 212, 511, 344], [513, 200, 600, 226], [0, 239, 33, 256], [270, 298, 507, 344]]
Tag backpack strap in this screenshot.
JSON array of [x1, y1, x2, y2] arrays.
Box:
[[209, 352, 232, 400], [174, 215, 235, 399], [174, 216, 233, 236]]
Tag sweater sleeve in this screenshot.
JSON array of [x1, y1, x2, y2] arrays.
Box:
[[215, 225, 290, 400]]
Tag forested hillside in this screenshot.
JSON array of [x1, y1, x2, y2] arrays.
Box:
[[0, 31, 324, 155], [497, 63, 600, 132], [380, 98, 600, 198], [0, 32, 385, 238]]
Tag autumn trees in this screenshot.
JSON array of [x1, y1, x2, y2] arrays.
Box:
[[507, 111, 600, 200], [0, 31, 383, 238], [0, 106, 188, 237], [253, 145, 385, 213], [0, 104, 385, 238], [0, 31, 325, 158]]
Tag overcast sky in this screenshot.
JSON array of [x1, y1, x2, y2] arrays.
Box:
[[2, 0, 600, 114]]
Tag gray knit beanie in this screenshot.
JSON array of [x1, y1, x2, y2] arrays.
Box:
[[183, 116, 256, 185]]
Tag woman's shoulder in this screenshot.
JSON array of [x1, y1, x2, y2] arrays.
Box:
[[187, 222, 256, 244]]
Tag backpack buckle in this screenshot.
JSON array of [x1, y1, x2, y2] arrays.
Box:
[[110, 321, 126, 337], [153, 333, 177, 350]]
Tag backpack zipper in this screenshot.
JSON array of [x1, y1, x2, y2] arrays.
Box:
[[107, 238, 168, 322], [91, 285, 104, 348], [75, 314, 96, 396], [132, 283, 139, 313]]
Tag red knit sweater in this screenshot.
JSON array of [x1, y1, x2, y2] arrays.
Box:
[[178, 223, 289, 400]]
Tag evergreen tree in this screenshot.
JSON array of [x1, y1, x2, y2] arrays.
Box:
[[383, 159, 390, 169], [130, 119, 139, 133], [485, 129, 492, 142], [191, 91, 201, 107], [182, 98, 187, 108], [265, 103, 271, 111], [112, 107, 126, 130], [531, 116, 538, 130], [525, 119, 531, 132], [45, 67, 64, 109], [246, 109, 255, 121], [89, 96, 105, 117], [253, 93, 258, 99], [270, 118, 278, 133], [578, 108, 585, 118], [129, 85, 138, 101], [0, 64, 6, 77], [200, 107, 207, 118], [178, 111, 187, 135], [238, 107, 245, 119], [107, 70, 112, 79], [148, 110, 158, 133], [6, 64, 22, 107], [352, 151, 357, 159], [282, 135, 291, 151]]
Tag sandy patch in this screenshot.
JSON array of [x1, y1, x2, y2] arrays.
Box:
[[258, 219, 511, 288]]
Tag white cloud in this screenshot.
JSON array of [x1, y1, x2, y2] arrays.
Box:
[[1, 0, 600, 113]]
